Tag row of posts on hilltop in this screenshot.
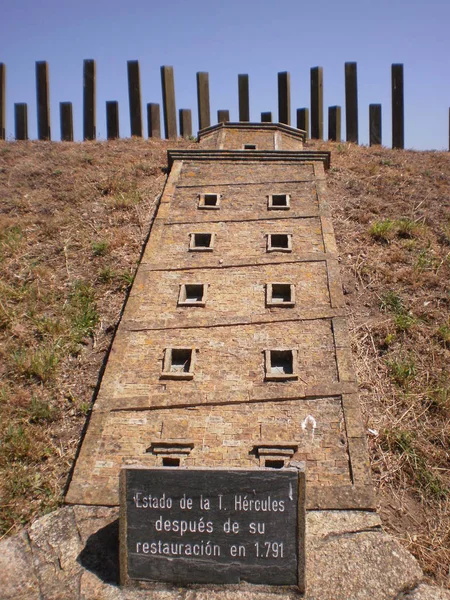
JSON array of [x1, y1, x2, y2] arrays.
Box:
[[0, 61, 408, 148]]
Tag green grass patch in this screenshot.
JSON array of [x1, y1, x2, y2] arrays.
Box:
[[436, 324, 450, 347], [386, 356, 416, 387], [10, 343, 61, 383], [382, 429, 448, 501], [369, 219, 394, 242], [67, 281, 99, 344], [395, 218, 419, 239], [92, 240, 109, 257]]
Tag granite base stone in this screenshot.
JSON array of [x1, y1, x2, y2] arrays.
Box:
[[1, 505, 449, 600]]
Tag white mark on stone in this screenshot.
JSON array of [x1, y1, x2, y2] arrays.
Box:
[[301, 415, 317, 441], [289, 482, 293, 501]]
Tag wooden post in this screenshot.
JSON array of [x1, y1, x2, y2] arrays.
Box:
[[15, 103, 28, 140], [147, 103, 161, 138], [296, 108, 309, 138], [60, 102, 73, 141], [161, 66, 177, 139], [106, 101, 120, 140], [310, 67, 323, 140], [179, 109, 192, 138], [328, 106, 341, 142], [0, 63, 5, 140], [217, 110, 229, 123], [345, 62, 358, 143], [278, 71, 291, 125], [369, 104, 382, 146], [83, 59, 96, 140], [261, 112, 272, 123], [128, 60, 142, 137], [196, 72, 210, 131], [392, 64, 404, 149], [36, 61, 50, 140], [238, 74, 250, 122]]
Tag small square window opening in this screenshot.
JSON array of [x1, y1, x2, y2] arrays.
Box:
[[266, 283, 295, 307], [267, 233, 292, 253], [198, 193, 221, 210], [264, 349, 298, 381], [243, 144, 257, 149], [178, 284, 207, 306], [268, 194, 290, 210], [161, 348, 195, 380], [189, 233, 214, 252]]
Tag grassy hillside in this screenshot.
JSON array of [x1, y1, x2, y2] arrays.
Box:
[[0, 138, 448, 587]]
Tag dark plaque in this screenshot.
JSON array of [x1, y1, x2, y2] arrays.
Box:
[[120, 468, 305, 589]]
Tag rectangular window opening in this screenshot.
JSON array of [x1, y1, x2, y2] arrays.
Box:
[[267, 233, 291, 252], [243, 144, 257, 149], [190, 232, 214, 251], [162, 348, 195, 380], [204, 194, 218, 206], [268, 194, 290, 210], [163, 457, 180, 467], [199, 193, 220, 210], [171, 349, 192, 373], [270, 350, 293, 375], [265, 459, 284, 469], [185, 284, 204, 302], [272, 284, 292, 302], [179, 283, 206, 306]]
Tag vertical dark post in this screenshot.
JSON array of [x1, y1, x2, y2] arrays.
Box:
[[179, 109, 192, 138], [392, 64, 404, 149], [345, 62, 358, 143], [128, 60, 142, 137], [217, 110, 230, 123], [278, 71, 291, 125], [36, 61, 50, 140], [106, 101, 120, 140], [161, 66, 177, 139], [369, 104, 382, 146], [328, 106, 341, 141], [261, 112, 272, 123], [147, 103, 161, 138], [14, 103, 28, 140], [83, 59, 96, 140], [310, 67, 323, 140], [196, 72, 210, 131], [238, 74, 250, 122], [296, 108, 309, 138], [0, 63, 5, 140], [60, 102, 73, 141]]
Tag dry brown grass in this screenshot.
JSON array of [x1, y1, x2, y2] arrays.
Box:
[[0, 137, 448, 587], [0, 137, 194, 538], [307, 140, 450, 587]]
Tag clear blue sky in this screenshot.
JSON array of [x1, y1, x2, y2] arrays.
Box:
[[2, 0, 449, 149]]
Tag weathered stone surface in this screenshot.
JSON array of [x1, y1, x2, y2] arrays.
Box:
[[1, 507, 448, 600], [0, 531, 40, 599], [306, 528, 423, 600], [402, 584, 450, 600], [28, 506, 83, 599], [307, 509, 382, 538]]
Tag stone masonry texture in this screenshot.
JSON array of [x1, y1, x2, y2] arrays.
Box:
[[66, 123, 373, 512]]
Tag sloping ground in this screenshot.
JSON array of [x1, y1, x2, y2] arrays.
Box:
[[311, 141, 450, 587], [0, 138, 195, 534], [0, 138, 448, 587]]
